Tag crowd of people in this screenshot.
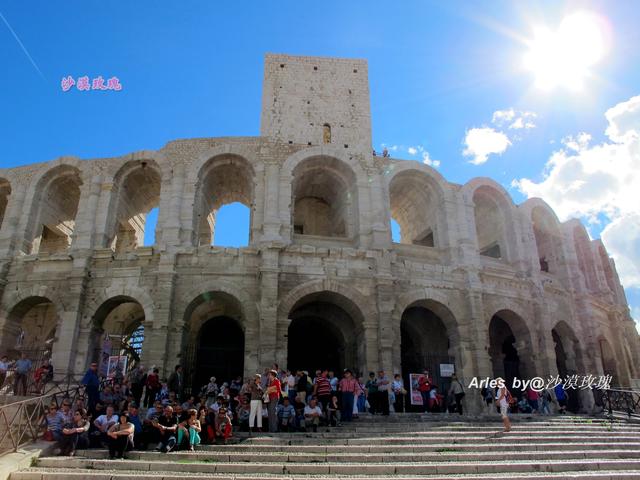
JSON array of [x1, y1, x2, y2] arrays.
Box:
[[37, 362, 476, 457], [33, 358, 576, 455]]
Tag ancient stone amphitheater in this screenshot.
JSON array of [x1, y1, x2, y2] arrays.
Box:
[[0, 54, 637, 414]]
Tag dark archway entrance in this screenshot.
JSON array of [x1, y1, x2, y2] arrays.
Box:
[[552, 328, 580, 412], [400, 306, 454, 389], [288, 316, 343, 374], [193, 316, 244, 394], [489, 311, 534, 398], [286, 292, 364, 375]]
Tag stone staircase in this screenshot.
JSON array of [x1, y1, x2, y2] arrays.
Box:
[[9, 414, 640, 479]]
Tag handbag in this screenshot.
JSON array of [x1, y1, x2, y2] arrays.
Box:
[[262, 392, 270, 403]]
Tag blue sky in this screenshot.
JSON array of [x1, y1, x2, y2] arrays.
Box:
[[1, 1, 638, 324]]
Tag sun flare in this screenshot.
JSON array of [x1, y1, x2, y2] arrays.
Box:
[[524, 11, 608, 91]]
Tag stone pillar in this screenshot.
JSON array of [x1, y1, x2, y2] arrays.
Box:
[[70, 175, 103, 252], [258, 246, 280, 370], [141, 266, 174, 377], [50, 272, 88, 379], [0, 180, 28, 257], [261, 163, 284, 242], [157, 163, 185, 250]]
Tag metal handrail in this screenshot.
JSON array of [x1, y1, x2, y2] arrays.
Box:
[[0, 383, 87, 455], [600, 387, 640, 420]]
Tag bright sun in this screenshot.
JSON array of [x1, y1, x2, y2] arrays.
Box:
[[524, 12, 608, 91]]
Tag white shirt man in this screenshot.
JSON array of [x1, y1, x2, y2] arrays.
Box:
[[94, 407, 119, 432]]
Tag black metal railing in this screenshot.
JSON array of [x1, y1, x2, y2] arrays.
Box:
[[600, 387, 640, 419], [0, 383, 87, 455]]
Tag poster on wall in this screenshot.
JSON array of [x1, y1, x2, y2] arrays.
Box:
[[409, 373, 424, 405], [99, 335, 112, 378], [107, 355, 128, 380]]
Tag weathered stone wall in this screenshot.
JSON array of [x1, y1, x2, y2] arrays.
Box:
[[0, 55, 636, 411]]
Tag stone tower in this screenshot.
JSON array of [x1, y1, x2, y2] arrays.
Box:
[[260, 54, 372, 156]]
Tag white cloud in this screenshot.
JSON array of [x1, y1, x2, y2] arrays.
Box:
[[422, 150, 441, 168], [463, 127, 512, 165], [407, 147, 418, 156], [631, 305, 640, 333], [601, 215, 640, 289], [492, 109, 537, 130], [513, 94, 640, 293]]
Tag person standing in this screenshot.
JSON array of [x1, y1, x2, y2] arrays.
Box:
[[144, 368, 161, 408], [391, 374, 406, 413], [376, 370, 390, 416], [495, 378, 512, 432], [167, 365, 183, 401], [365, 372, 378, 414], [313, 369, 332, 414], [128, 366, 146, 406], [338, 369, 359, 422], [448, 374, 465, 415], [418, 370, 432, 413], [266, 369, 282, 433], [13, 352, 32, 396], [81, 362, 100, 410], [248, 374, 264, 432], [0, 355, 10, 391]]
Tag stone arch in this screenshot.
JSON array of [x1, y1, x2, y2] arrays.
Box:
[[277, 279, 375, 374], [180, 285, 257, 390], [104, 159, 163, 252], [192, 153, 255, 246], [0, 293, 62, 369], [392, 290, 463, 394], [598, 335, 620, 385], [84, 285, 156, 329], [0, 177, 11, 231], [524, 199, 565, 275], [86, 295, 148, 369], [570, 221, 599, 292], [291, 155, 358, 238], [462, 178, 517, 262], [596, 242, 619, 301], [23, 164, 83, 254], [280, 146, 367, 241], [386, 166, 448, 248], [488, 308, 536, 390]]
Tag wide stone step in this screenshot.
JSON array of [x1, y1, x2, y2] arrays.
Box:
[[24, 457, 640, 476], [74, 448, 640, 463], [237, 434, 640, 445], [12, 467, 640, 479], [190, 441, 640, 453]]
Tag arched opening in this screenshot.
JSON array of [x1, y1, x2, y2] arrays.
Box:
[[400, 302, 456, 397], [573, 226, 598, 292], [88, 296, 146, 376], [473, 186, 506, 259], [107, 162, 161, 252], [0, 178, 11, 230], [599, 337, 619, 386], [489, 310, 535, 396], [532, 206, 563, 274], [389, 170, 440, 247], [552, 321, 584, 412], [292, 156, 357, 238], [26, 166, 82, 254], [194, 155, 254, 247], [194, 317, 244, 392], [286, 291, 364, 374], [322, 124, 331, 144], [212, 203, 251, 247], [0, 297, 59, 390], [182, 292, 247, 395], [598, 246, 619, 301]]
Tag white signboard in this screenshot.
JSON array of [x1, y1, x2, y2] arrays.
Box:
[[439, 363, 455, 377]]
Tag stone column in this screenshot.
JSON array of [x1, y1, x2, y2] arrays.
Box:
[[141, 266, 174, 377], [157, 163, 185, 250], [70, 175, 103, 252], [258, 246, 280, 370]]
